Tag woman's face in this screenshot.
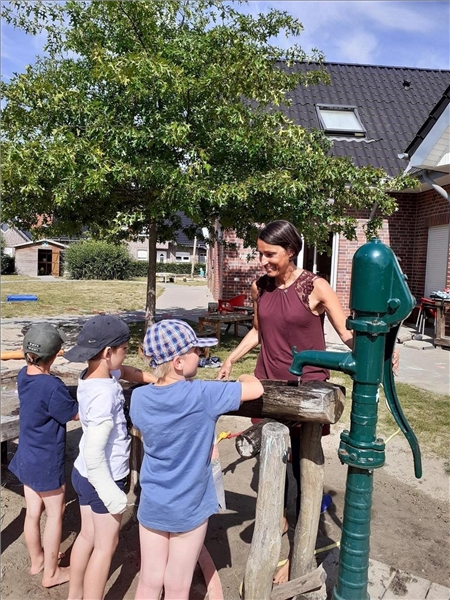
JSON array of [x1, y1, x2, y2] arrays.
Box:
[[257, 239, 293, 278]]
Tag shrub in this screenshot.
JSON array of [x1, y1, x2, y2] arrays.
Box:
[[1, 238, 15, 274], [130, 261, 206, 277], [65, 240, 133, 280]]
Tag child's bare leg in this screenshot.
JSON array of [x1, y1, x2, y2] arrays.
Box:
[[81, 511, 122, 600], [67, 505, 95, 600], [40, 485, 70, 587], [164, 520, 208, 600], [23, 485, 45, 574], [134, 526, 169, 599]]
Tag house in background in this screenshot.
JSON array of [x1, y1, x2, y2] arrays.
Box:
[[2, 213, 207, 275], [209, 63, 450, 313], [128, 213, 207, 265], [0, 224, 31, 255]]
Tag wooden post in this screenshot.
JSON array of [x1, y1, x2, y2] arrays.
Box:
[[290, 422, 325, 595], [243, 422, 290, 600]]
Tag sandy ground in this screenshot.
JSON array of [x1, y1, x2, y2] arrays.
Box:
[[1, 283, 449, 599], [1, 407, 449, 600]]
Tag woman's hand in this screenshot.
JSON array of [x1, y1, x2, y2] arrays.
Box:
[[392, 348, 400, 376], [216, 358, 233, 380]]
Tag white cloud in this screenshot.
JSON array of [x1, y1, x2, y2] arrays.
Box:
[[353, 1, 438, 33], [335, 30, 379, 64]]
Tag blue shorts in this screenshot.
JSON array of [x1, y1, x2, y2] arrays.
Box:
[[72, 467, 127, 514]]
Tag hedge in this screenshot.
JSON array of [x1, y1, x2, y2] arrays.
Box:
[[65, 240, 133, 280], [130, 261, 206, 278]]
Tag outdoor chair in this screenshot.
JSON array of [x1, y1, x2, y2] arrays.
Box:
[[217, 294, 252, 334], [415, 297, 437, 336]]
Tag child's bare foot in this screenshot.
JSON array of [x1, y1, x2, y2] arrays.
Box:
[[29, 556, 44, 576], [273, 559, 289, 585], [30, 551, 66, 576], [41, 566, 70, 588]]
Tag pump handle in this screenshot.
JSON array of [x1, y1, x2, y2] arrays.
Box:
[[382, 325, 422, 479]]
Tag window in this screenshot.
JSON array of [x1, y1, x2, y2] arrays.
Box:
[[176, 252, 190, 262], [137, 250, 148, 261], [316, 105, 366, 137]]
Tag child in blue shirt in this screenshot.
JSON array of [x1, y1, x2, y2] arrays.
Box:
[[9, 323, 79, 588], [130, 319, 264, 600]]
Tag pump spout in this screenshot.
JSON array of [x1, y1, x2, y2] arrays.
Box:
[[289, 349, 356, 378]]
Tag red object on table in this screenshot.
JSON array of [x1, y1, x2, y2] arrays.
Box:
[[218, 294, 246, 313]]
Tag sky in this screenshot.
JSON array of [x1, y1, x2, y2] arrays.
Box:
[[1, 0, 449, 82]]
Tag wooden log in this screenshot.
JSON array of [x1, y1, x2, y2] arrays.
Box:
[[270, 564, 326, 600], [243, 422, 290, 600], [235, 418, 275, 458], [1, 415, 20, 443], [229, 380, 345, 425], [290, 422, 325, 591], [1, 349, 65, 360], [67, 380, 345, 425], [1, 390, 20, 443]]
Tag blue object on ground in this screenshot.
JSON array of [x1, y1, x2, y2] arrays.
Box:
[[321, 493, 333, 513], [6, 294, 39, 302]]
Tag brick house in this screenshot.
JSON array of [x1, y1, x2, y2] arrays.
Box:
[[207, 63, 450, 314]]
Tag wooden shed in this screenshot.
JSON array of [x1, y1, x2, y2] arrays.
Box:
[[13, 239, 66, 277]]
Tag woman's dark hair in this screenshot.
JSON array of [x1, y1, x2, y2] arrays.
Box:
[[258, 220, 303, 260]]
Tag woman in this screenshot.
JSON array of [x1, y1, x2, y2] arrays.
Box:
[[217, 220, 353, 584]]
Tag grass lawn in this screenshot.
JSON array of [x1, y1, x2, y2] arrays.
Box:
[[1, 275, 162, 318]]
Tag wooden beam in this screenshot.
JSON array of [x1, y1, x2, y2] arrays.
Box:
[[229, 380, 345, 424], [243, 422, 289, 600], [270, 565, 326, 600]]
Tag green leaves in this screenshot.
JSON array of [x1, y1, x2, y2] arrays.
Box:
[[1, 0, 416, 264]]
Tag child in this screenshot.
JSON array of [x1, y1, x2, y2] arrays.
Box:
[[64, 314, 156, 600], [130, 319, 264, 600], [9, 323, 78, 588]]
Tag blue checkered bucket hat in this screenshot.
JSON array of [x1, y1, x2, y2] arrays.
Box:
[[143, 319, 218, 367]]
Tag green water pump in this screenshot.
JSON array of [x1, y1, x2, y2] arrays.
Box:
[[290, 238, 422, 600]]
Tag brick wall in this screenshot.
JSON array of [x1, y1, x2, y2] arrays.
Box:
[[213, 186, 450, 312]]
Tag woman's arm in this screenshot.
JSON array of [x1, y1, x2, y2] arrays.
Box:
[[310, 277, 353, 349], [216, 281, 260, 379], [120, 365, 157, 384]]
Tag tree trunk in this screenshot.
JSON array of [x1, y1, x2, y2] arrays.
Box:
[[145, 217, 157, 328]]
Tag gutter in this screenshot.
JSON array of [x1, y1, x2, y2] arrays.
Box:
[[423, 170, 449, 203]]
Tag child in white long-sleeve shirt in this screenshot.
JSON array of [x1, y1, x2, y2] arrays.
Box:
[[65, 315, 156, 600]]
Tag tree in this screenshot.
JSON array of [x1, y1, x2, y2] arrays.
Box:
[[1, 0, 415, 323]]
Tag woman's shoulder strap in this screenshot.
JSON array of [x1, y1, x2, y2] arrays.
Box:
[[295, 270, 319, 308]]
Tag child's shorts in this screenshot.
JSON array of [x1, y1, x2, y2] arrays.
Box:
[[72, 467, 127, 514]]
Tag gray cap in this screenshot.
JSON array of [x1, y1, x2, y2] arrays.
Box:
[[23, 324, 66, 360]]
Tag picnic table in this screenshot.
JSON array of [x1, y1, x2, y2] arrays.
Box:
[[433, 298, 450, 349], [157, 272, 180, 283], [198, 312, 253, 343]]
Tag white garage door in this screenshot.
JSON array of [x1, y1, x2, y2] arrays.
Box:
[[424, 224, 450, 297]]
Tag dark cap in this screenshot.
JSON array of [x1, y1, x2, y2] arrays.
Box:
[[64, 315, 130, 363], [23, 323, 66, 360]]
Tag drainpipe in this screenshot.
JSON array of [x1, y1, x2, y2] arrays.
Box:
[[423, 170, 449, 203]]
